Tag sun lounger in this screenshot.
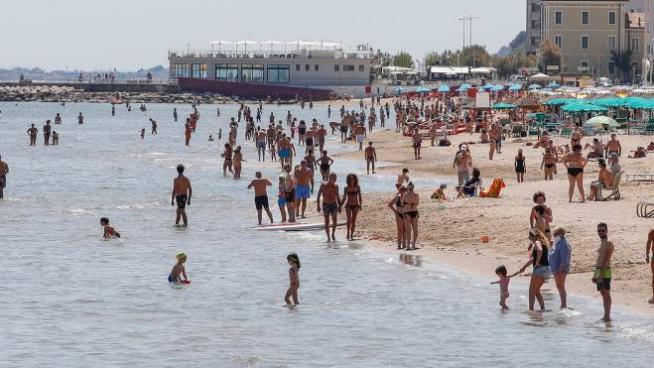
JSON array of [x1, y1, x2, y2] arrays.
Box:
[[625, 173, 654, 182], [597, 171, 622, 201], [637, 202, 654, 218]]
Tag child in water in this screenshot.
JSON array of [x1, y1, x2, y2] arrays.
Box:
[[100, 217, 120, 239], [168, 252, 189, 284], [490, 265, 520, 310], [140, 129, 145, 139], [285, 253, 300, 306]]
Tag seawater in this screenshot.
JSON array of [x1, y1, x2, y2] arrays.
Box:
[[0, 102, 653, 367]]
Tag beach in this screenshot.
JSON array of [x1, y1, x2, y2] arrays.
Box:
[[334, 123, 654, 316]]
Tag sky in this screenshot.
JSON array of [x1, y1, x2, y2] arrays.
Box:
[[1, 0, 525, 71]]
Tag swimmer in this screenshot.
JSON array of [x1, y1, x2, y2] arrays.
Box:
[[248, 171, 274, 225], [294, 161, 313, 218], [168, 252, 189, 284], [208, 135, 214, 141], [150, 118, 158, 135], [285, 253, 301, 306], [78, 112, 84, 125], [171, 164, 192, 226], [27, 123, 38, 146], [140, 129, 145, 140], [100, 217, 121, 239], [52, 131, 59, 145], [222, 144, 234, 176]]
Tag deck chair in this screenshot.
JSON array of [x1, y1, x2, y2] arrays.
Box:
[[597, 171, 623, 201], [625, 173, 654, 182], [637, 202, 654, 218], [559, 127, 572, 138]]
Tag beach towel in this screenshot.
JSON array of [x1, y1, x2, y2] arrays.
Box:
[[479, 178, 506, 198]]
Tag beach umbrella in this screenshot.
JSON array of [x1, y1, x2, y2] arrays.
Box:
[[210, 40, 232, 53], [547, 82, 560, 89], [527, 112, 550, 122], [593, 97, 626, 107], [528, 83, 542, 90], [509, 83, 523, 92], [629, 98, 654, 109], [492, 84, 505, 92], [561, 102, 608, 113], [583, 116, 620, 128], [459, 83, 472, 90], [483, 83, 494, 90], [437, 84, 450, 93], [415, 86, 431, 93], [492, 102, 517, 110], [543, 98, 574, 106]]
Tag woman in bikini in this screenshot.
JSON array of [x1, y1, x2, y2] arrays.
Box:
[[402, 182, 420, 250], [561, 144, 587, 202], [222, 143, 233, 176], [233, 146, 244, 180], [317, 150, 334, 181], [387, 184, 407, 249], [570, 127, 582, 148], [341, 174, 362, 241], [541, 148, 557, 180]]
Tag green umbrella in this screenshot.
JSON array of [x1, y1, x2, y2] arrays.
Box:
[[543, 98, 575, 106], [583, 116, 620, 128], [561, 102, 608, 113], [492, 102, 517, 110], [527, 112, 550, 122]]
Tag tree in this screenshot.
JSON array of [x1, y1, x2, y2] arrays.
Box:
[[445, 45, 491, 67], [393, 52, 414, 68], [610, 49, 632, 82], [424, 52, 441, 67], [491, 53, 537, 79], [539, 39, 562, 72]]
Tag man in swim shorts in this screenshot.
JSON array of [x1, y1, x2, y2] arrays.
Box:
[[317, 172, 340, 242], [294, 161, 313, 218], [248, 171, 274, 225], [593, 222, 614, 322], [0, 155, 8, 199], [283, 165, 296, 223], [43, 120, 52, 146], [256, 128, 267, 162], [27, 124, 38, 146], [171, 164, 192, 226], [355, 123, 366, 151], [365, 142, 377, 175]]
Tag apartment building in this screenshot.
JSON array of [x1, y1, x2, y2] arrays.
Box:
[[527, 0, 543, 54], [541, 0, 628, 79]]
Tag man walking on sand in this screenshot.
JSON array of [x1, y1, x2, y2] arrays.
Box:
[[593, 223, 614, 322], [365, 142, 377, 174], [171, 164, 192, 226], [248, 171, 274, 225]]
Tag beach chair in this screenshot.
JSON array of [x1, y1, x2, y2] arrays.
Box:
[[559, 127, 572, 138], [597, 171, 623, 201], [625, 173, 654, 182], [637, 202, 654, 218]]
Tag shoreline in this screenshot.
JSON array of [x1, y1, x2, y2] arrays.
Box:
[[329, 123, 654, 319]]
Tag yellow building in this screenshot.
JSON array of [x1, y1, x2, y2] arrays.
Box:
[[541, 0, 628, 79]]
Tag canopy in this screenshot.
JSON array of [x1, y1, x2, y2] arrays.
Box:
[[528, 84, 542, 90], [583, 116, 619, 128], [459, 83, 472, 90], [415, 86, 431, 93], [543, 97, 576, 106], [492, 102, 517, 110], [530, 73, 556, 81], [492, 84, 505, 92], [437, 84, 450, 93], [527, 112, 550, 122], [482, 83, 494, 90], [561, 102, 608, 113], [509, 83, 523, 91], [546, 82, 560, 89], [593, 97, 627, 108]]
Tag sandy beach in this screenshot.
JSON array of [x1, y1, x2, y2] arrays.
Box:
[[331, 119, 654, 316]]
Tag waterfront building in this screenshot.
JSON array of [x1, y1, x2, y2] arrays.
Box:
[[527, 0, 543, 54]]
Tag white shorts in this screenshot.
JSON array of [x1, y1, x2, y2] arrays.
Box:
[[356, 135, 364, 143]]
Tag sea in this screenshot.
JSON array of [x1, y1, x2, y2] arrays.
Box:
[[1, 101, 653, 367]]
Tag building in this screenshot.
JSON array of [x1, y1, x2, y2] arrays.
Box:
[[540, 0, 629, 79], [625, 10, 646, 80], [168, 42, 372, 99], [527, 0, 543, 54], [627, 0, 654, 82]]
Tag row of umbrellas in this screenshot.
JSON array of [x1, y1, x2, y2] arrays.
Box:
[[544, 96, 654, 110]]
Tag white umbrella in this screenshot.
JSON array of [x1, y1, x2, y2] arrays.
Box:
[[236, 40, 257, 53], [210, 40, 232, 54], [530, 72, 556, 82], [261, 40, 283, 53]]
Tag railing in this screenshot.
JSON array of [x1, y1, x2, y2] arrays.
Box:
[[169, 50, 371, 60]]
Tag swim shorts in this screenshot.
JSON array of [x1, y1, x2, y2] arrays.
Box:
[[255, 195, 269, 210], [285, 189, 296, 203], [340, 126, 348, 133], [257, 140, 266, 149], [295, 185, 310, 200], [322, 202, 338, 215], [0, 175, 5, 188], [277, 195, 286, 207], [175, 195, 188, 209], [168, 274, 177, 283], [596, 278, 611, 291], [356, 135, 364, 143], [279, 149, 290, 158]]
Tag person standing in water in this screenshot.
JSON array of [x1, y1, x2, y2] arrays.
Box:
[[233, 146, 244, 180], [222, 144, 233, 176], [593, 222, 614, 322], [171, 164, 192, 226], [27, 123, 38, 146], [294, 161, 313, 218], [78, 112, 84, 125], [0, 155, 8, 199], [43, 120, 52, 146], [173, 108, 178, 122], [248, 171, 274, 225], [341, 173, 362, 240], [100, 217, 121, 239], [285, 253, 300, 306], [150, 118, 158, 135], [316, 172, 340, 242], [168, 252, 189, 284]]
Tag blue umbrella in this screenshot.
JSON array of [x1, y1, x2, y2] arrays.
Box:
[[492, 84, 505, 92], [509, 83, 523, 91], [528, 83, 542, 90], [459, 83, 472, 90], [547, 82, 560, 89], [415, 86, 431, 93], [437, 84, 450, 93], [483, 83, 494, 90]]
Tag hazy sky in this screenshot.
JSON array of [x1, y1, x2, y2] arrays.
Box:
[[1, 0, 525, 71]]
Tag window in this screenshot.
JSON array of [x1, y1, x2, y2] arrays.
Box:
[[555, 36, 562, 48], [305, 64, 310, 71], [343, 64, 355, 72], [608, 35, 616, 50], [358, 65, 365, 72], [240, 64, 265, 83], [191, 64, 207, 79], [632, 38, 639, 51], [267, 64, 290, 83], [609, 11, 616, 25], [215, 64, 239, 81], [582, 11, 589, 25], [555, 11, 562, 24], [173, 64, 190, 78], [608, 62, 615, 74], [581, 36, 589, 49], [295, 64, 300, 71], [334, 65, 340, 71], [531, 3, 538, 12], [314, 64, 319, 71]]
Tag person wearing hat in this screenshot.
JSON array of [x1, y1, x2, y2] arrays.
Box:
[[608, 152, 622, 176], [168, 252, 189, 284], [549, 228, 572, 309]]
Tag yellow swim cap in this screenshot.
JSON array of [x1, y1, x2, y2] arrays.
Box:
[[176, 252, 187, 260]]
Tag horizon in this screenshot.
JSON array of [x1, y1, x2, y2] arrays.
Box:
[[2, 0, 524, 71]]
